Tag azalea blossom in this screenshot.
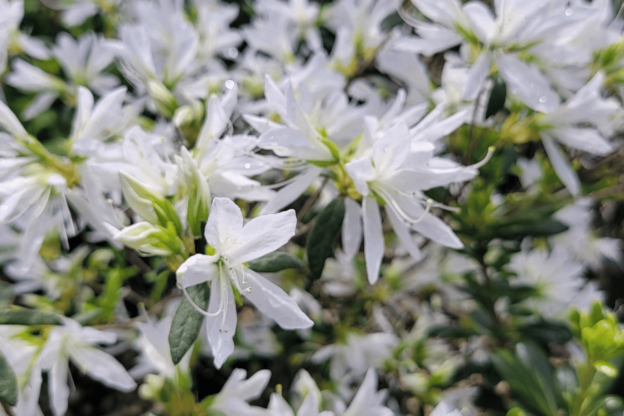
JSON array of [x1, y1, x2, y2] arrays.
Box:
[[37, 319, 136, 416], [176, 197, 313, 368]]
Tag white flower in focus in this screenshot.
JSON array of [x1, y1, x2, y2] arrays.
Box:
[[176, 197, 313, 368], [38, 319, 137, 416]]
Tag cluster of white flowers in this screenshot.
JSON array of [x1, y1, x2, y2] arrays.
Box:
[[0, 0, 623, 414]]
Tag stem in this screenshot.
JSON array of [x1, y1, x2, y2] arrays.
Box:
[[570, 362, 596, 416], [297, 176, 330, 222]]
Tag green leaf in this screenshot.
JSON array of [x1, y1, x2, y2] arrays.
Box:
[[0, 282, 13, 309], [307, 198, 346, 278], [492, 345, 559, 416], [520, 321, 574, 345], [169, 284, 210, 365], [248, 252, 305, 273], [494, 219, 568, 240], [485, 75, 507, 119], [0, 309, 62, 326], [0, 349, 18, 406]]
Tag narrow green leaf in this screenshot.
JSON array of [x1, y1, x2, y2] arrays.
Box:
[[0, 282, 13, 309], [0, 349, 18, 406], [494, 219, 568, 240], [169, 284, 210, 365], [0, 309, 62, 326], [485, 75, 507, 119], [307, 198, 346, 278], [248, 252, 305, 273]]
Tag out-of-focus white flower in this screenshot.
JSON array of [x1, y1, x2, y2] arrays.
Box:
[[176, 197, 312, 368], [508, 246, 603, 318], [340, 368, 393, 416], [345, 121, 486, 283], [130, 316, 191, 379], [312, 332, 398, 395], [38, 319, 136, 416], [430, 401, 464, 416], [207, 368, 271, 416], [537, 72, 619, 195], [553, 198, 621, 269]]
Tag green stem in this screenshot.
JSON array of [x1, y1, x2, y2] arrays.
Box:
[[570, 361, 596, 416]]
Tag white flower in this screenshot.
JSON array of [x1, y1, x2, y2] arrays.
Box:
[[312, 332, 398, 393], [552, 198, 621, 269], [537, 72, 619, 195], [341, 368, 393, 416], [130, 316, 191, 379], [38, 319, 136, 416], [508, 246, 603, 318], [176, 197, 313, 368], [345, 121, 486, 283], [430, 401, 464, 416], [51, 32, 119, 95], [208, 368, 271, 416]]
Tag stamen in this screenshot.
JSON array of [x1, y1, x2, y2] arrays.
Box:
[[376, 187, 433, 226], [470, 146, 495, 170]]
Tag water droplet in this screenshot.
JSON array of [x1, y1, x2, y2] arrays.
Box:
[[225, 80, 235, 90], [244, 163, 251, 169], [227, 47, 239, 59], [539, 96, 547, 103], [245, 287, 252, 293], [565, 8, 572, 16], [0, 205, 7, 211]]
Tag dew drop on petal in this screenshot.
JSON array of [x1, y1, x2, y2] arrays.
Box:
[[539, 96, 547, 103], [225, 79, 235, 90], [244, 163, 251, 169], [565, 8, 572, 16], [227, 47, 239, 59]]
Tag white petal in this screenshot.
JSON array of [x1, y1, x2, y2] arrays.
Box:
[[205, 197, 244, 253], [342, 198, 362, 259], [243, 269, 313, 329], [82, 86, 127, 140], [0, 99, 27, 136], [205, 279, 237, 369], [362, 197, 384, 284], [463, 52, 492, 101], [70, 345, 137, 392], [49, 359, 69, 416], [411, 213, 463, 249], [542, 135, 580, 196], [228, 209, 296, 263], [297, 392, 319, 416], [550, 127, 613, 156], [495, 52, 559, 113], [233, 369, 272, 401], [386, 209, 422, 260], [269, 394, 295, 416], [177, 254, 218, 288], [345, 157, 375, 196], [22, 92, 59, 121], [260, 167, 322, 215], [463, 1, 496, 44]]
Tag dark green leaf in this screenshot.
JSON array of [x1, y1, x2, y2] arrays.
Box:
[[248, 252, 305, 273], [0, 282, 13, 310], [520, 321, 573, 345], [485, 76, 507, 119], [428, 325, 480, 339], [307, 198, 346, 278], [0, 309, 62, 326], [0, 349, 18, 406], [169, 284, 210, 365], [494, 219, 568, 240]]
